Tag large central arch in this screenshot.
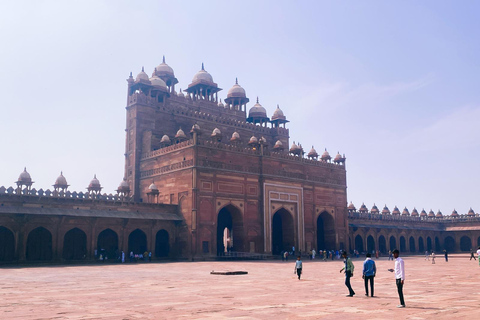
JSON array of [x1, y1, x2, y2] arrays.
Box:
[[128, 229, 147, 254], [155, 229, 169, 257], [316, 212, 335, 251], [272, 208, 294, 255], [217, 204, 244, 255]]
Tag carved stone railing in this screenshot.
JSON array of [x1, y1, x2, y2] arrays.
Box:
[[348, 211, 480, 223], [140, 159, 194, 178]]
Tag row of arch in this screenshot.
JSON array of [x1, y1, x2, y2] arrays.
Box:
[[215, 204, 336, 255], [353, 234, 480, 254], [0, 226, 170, 262]]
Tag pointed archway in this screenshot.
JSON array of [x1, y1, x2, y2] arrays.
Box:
[[217, 205, 244, 255], [128, 229, 147, 254], [409, 236, 415, 253], [316, 211, 335, 251], [97, 228, 118, 259], [378, 235, 387, 254], [418, 237, 425, 253], [427, 237, 432, 251], [272, 208, 294, 255], [460, 236, 471, 251], [389, 236, 396, 251], [0, 226, 15, 261], [444, 236, 455, 252], [26, 227, 52, 261], [355, 235, 364, 253], [400, 236, 406, 252], [367, 235, 375, 253], [155, 229, 169, 257], [63, 228, 87, 260]]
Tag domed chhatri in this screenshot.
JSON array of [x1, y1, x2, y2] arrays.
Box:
[[371, 204, 379, 214], [402, 207, 410, 216], [347, 202, 356, 211], [116, 178, 131, 196], [16, 167, 34, 189], [211, 128, 222, 141], [190, 123, 201, 135], [467, 208, 475, 216], [160, 134, 171, 144], [270, 104, 289, 128], [175, 127, 187, 141], [420, 209, 427, 217], [152, 56, 178, 90], [273, 140, 284, 151], [230, 131, 241, 143], [248, 135, 259, 147], [392, 206, 401, 215], [247, 97, 269, 125], [307, 146, 318, 160], [87, 174, 102, 194], [155, 56, 174, 77], [227, 78, 246, 99], [135, 66, 149, 83], [436, 210, 443, 218], [289, 141, 302, 156], [382, 205, 391, 215], [359, 203, 368, 213], [451, 209, 459, 217], [321, 149, 331, 162], [411, 208, 419, 216], [53, 171, 69, 191], [192, 63, 214, 83], [150, 75, 167, 89], [428, 209, 435, 218]]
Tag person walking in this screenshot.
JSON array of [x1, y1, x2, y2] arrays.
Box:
[[312, 248, 316, 260], [388, 249, 405, 308], [339, 251, 355, 297], [294, 256, 303, 280], [425, 250, 429, 261], [470, 249, 476, 261], [444, 250, 448, 262], [388, 250, 393, 261], [363, 253, 376, 297], [431, 251, 436, 264]]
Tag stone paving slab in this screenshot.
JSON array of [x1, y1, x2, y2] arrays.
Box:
[[0, 254, 478, 319]]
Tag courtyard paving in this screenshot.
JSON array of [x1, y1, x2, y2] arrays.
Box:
[[0, 254, 478, 319]]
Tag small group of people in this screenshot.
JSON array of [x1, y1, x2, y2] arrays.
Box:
[[338, 250, 406, 308], [129, 251, 152, 262]]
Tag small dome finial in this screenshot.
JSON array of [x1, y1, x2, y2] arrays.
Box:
[[256, 96, 259, 103], [201, 62, 204, 70], [129, 71, 132, 77], [235, 77, 238, 85], [162, 55, 165, 63], [141, 66, 144, 72]]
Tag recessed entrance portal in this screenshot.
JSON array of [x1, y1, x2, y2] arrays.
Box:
[[409, 236, 415, 253], [155, 229, 169, 257], [217, 205, 244, 255], [460, 236, 471, 252], [400, 236, 406, 252], [272, 208, 294, 255], [316, 212, 335, 251], [427, 237, 432, 251], [26, 227, 52, 261], [128, 229, 147, 254], [0, 226, 15, 261], [63, 228, 87, 260], [97, 229, 118, 259]]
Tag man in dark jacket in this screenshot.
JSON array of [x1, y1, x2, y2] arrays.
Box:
[[362, 253, 376, 297]]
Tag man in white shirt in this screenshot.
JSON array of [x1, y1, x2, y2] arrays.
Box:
[[477, 246, 480, 267], [388, 249, 405, 308]]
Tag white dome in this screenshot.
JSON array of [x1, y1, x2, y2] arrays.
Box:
[[192, 63, 213, 83], [89, 174, 101, 188], [274, 140, 283, 147], [175, 128, 187, 139], [212, 128, 221, 135], [156, 56, 174, 76], [17, 167, 32, 183], [218, 99, 224, 107], [271, 105, 286, 120], [248, 98, 267, 118], [177, 89, 184, 97], [231, 132, 240, 140], [148, 182, 158, 190], [227, 79, 246, 98], [54, 172, 68, 187], [160, 135, 170, 143], [135, 67, 149, 82], [150, 76, 167, 88], [248, 135, 258, 144]]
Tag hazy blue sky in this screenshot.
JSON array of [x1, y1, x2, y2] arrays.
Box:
[[1, 1, 479, 215]]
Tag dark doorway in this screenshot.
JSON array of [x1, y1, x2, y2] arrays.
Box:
[[63, 228, 87, 260], [355, 235, 364, 253], [435, 237, 441, 252], [128, 229, 147, 254], [155, 229, 169, 257], [26, 227, 52, 261], [217, 205, 244, 255], [317, 212, 335, 251], [367, 235, 375, 253], [460, 236, 471, 252], [400, 236, 406, 253], [97, 229, 118, 259], [378, 235, 387, 254], [389, 236, 396, 251], [418, 237, 425, 253], [478, 236, 480, 247], [444, 236, 455, 252], [409, 236, 415, 253], [272, 208, 294, 255], [427, 237, 432, 251], [0, 226, 15, 261]]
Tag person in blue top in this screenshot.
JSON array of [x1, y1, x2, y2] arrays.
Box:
[[362, 253, 376, 297], [294, 256, 303, 280]]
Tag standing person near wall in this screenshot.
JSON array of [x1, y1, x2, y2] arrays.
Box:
[[388, 249, 405, 308], [363, 253, 376, 297], [339, 251, 355, 297]]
